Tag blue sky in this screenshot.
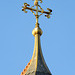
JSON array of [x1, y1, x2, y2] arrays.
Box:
[[0, 0, 75, 75]]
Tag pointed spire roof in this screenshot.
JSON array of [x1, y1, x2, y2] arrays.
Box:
[[21, 26, 52, 75], [21, 0, 52, 75]]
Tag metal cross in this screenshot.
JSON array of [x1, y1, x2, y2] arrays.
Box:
[[22, 0, 52, 27]]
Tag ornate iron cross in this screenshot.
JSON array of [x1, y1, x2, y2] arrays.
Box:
[[22, 0, 52, 27]]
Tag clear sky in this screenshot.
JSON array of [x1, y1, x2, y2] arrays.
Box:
[[0, 0, 75, 75]]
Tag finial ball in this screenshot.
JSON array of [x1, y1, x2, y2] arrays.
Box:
[[32, 27, 43, 36]]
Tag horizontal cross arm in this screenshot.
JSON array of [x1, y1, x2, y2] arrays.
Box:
[[22, 7, 52, 15]]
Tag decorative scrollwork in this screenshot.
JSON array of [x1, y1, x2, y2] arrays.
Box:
[[22, 1, 52, 19], [22, 3, 30, 13], [44, 8, 52, 18], [31, 5, 36, 16], [38, 5, 44, 17]]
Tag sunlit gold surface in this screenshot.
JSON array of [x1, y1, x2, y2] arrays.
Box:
[[22, 0, 52, 23], [21, 0, 52, 75], [32, 27, 43, 36]]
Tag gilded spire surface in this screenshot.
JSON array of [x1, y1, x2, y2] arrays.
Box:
[[21, 0, 52, 75]]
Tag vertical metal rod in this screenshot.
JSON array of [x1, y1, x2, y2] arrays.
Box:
[[35, 0, 39, 27], [36, 5, 38, 24]]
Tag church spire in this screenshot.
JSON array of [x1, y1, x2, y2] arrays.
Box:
[[21, 0, 52, 75]]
